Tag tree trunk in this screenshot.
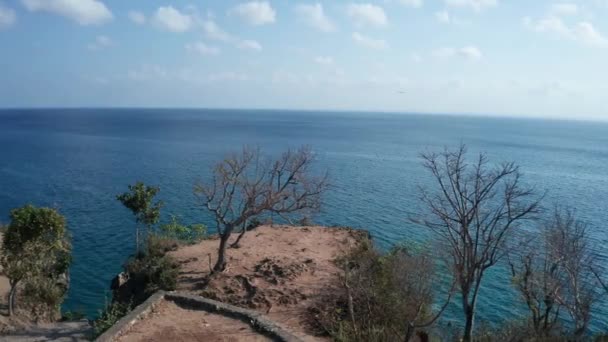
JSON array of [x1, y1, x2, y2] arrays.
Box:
[[463, 305, 475, 342], [345, 274, 356, 332], [213, 233, 230, 272], [230, 222, 248, 248], [404, 323, 415, 342], [8, 282, 17, 317], [136, 226, 140, 254]]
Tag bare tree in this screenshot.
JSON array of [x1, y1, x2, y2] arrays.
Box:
[[194, 146, 329, 272], [548, 208, 596, 338], [389, 248, 456, 342], [510, 207, 598, 339], [328, 243, 454, 342], [508, 227, 562, 337], [419, 144, 542, 342]]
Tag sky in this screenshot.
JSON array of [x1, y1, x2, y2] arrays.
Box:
[[0, 0, 607, 120]]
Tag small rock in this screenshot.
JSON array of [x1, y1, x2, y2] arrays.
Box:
[[110, 272, 129, 290]]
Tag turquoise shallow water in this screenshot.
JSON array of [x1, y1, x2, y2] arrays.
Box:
[[0, 109, 607, 331]]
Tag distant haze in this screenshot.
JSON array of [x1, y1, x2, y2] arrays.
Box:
[[0, 1, 607, 120]]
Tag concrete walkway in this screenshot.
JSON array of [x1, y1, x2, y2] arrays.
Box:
[[1, 320, 92, 341]]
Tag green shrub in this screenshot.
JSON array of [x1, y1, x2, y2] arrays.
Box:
[[311, 241, 438, 342], [298, 216, 314, 226], [147, 233, 180, 256], [119, 235, 180, 304], [21, 273, 68, 321], [159, 215, 206, 244], [93, 299, 132, 338], [474, 320, 569, 342], [1, 205, 72, 319], [61, 310, 86, 322], [246, 217, 262, 230]]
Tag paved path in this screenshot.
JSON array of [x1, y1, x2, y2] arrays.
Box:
[[1, 320, 92, 341]]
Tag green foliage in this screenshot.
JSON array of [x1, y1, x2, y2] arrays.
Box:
[[22, 272, 69, 321], [117, 182, 163, 252], [474, 320, 567, 342], [61, 310, 86, 322], [247, 217, 262, 230], [159, 215, 206, 243], [122, 235, 180, 302], [298, 216, 313, 226], [93, 299, 132, 338], [313, 241, 436, 342], [2, 205, 68, 255], [1, 205, 72, 319], [116, 182, 163, 228]]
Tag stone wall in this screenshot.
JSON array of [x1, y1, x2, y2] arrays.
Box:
[[94, 291, 304, 342]]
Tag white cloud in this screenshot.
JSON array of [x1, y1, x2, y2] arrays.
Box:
[[459, 46, 483, 60], [433, 46, 483, 60], [352, 32, 387, 49], [314, 56, 334, 65], [0, 4, 16, 29], [237, 39, 262, 51], [444, 0, 497, 12], [87, 35, 112, 50], [524, 16, 608, 47], [201, 19, 262, 51], [550, 3, 578, 16], [573, 22, 608, 46], [202, 20, 233, 42], [399, 0, 423, 8], [435, 10, 450, 23], [154, 6, 194, 32], [21, 0, 112, 25], [294, 3, 335, 32], [230, 1, 276, 26], [524, 16, 570, 36], [347, 3, 388, 28], [186, 41, 220, 56], [128, 10, 145, 25]]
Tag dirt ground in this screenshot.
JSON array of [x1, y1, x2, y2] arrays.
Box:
[[116, 299, 272, 342], [170, 225, 366, 342], [1, 225, 365, 341]]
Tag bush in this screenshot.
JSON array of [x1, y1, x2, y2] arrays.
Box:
[[310, 241, 439, 342], [95, 234, 179, 337], [1, 205, 72, 319], [93, 299, 132, 338], [21, 273, 69, 321], [124, 252, 179, 296], [61, 310, 86, 322], [147, 233, 180, 255], [473, 320, 571, 342], [298, 216, 314, 226], [246, 217, 262, 231], [159, 215, 206, 244], [114, 235, 180, 305]]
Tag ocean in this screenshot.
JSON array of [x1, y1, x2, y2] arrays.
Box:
[[0, 109, 607, 331]]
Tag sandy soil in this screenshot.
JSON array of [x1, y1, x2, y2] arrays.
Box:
[[116, 299, 271, 342], [169, 225, 365, 341]]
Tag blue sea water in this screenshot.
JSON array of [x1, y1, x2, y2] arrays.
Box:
[[0, 109, 607, 331]]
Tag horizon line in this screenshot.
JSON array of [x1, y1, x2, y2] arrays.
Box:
[[0, 106, 606, 124]]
